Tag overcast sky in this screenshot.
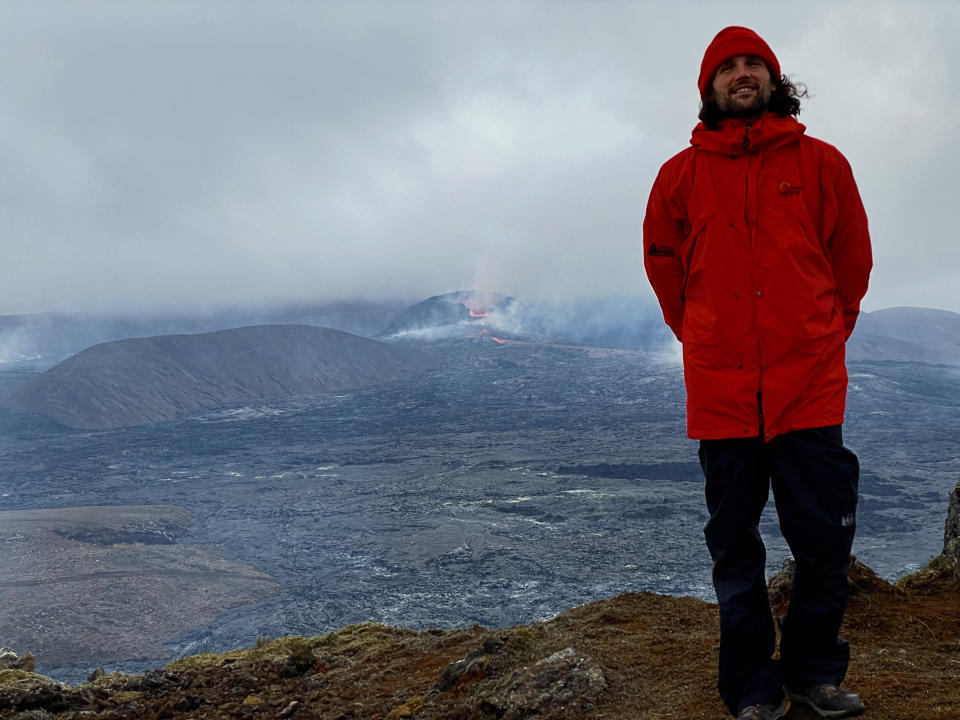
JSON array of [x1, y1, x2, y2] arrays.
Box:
[[1, 0, 957, 316]]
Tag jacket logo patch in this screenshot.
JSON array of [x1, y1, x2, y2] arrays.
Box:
[[778, 181, 803, 197], [648, 243, 676, 257]]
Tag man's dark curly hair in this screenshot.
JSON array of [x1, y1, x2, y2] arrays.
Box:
[[698, 75, 808, 130]]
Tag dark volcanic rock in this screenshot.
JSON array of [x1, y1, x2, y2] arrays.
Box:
[[943, 479, 960, 577], [480, 647, 606, 720], [0, 650, 34, 673], [0, 325, 435, 429]]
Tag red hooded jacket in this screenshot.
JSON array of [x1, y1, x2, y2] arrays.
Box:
[[643, 113, 872, 441]]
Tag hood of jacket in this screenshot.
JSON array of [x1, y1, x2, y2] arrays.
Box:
[[691, 113, 806, 155]]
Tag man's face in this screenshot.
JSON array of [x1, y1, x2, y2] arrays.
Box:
[[709, 54, 774, 121]]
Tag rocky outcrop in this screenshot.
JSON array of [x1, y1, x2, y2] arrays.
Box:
[[898, 477, 960, 586], [437, 636, 605, 719], [0, 650, 33, 674], [479, 647, 606, 720], [942, 478, 960, 579], [1, 325, 436, 429]]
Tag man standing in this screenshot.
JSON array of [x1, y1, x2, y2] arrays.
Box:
[[643, 27, 872, 720]]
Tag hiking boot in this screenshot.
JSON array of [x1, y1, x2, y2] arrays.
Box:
[[785, 683, 864, 717], [737, 698, 790, 720]]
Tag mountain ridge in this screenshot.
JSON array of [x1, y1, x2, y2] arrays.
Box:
[[847, 306, 960, 365], [1, 325, 435, 430]]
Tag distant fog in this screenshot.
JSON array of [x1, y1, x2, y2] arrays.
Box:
[[0, 292, 677, 369]]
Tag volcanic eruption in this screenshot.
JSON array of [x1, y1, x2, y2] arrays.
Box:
[[375, 291, 515, 340]]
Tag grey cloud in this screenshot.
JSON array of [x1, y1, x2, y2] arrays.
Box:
[[0, 1, 956, 315]]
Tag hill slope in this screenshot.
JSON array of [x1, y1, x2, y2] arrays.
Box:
[[0, 302, 403, 366], [848, 307, 960, 365], [1, 325, 435, 429]]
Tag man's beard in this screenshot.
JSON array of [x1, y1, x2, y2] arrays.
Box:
[[716, 92, 770, 119]]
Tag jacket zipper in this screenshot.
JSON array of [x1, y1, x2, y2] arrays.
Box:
[[743, 126, 765, 436]]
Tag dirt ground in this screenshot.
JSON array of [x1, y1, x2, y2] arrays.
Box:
[[1, 560, 957, 720], [0, 506, 278, 664]]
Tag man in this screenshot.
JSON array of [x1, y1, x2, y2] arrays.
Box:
[[643, 26, 872, 720]]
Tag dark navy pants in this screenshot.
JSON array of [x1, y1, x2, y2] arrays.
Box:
[[698, 426, 859, 716]]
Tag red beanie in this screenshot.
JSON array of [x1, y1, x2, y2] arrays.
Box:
[[698, 26, 781, 97]]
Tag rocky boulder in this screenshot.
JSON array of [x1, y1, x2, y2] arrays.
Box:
[[479, 647, 606, 720], [0, 649, 34, 673]]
